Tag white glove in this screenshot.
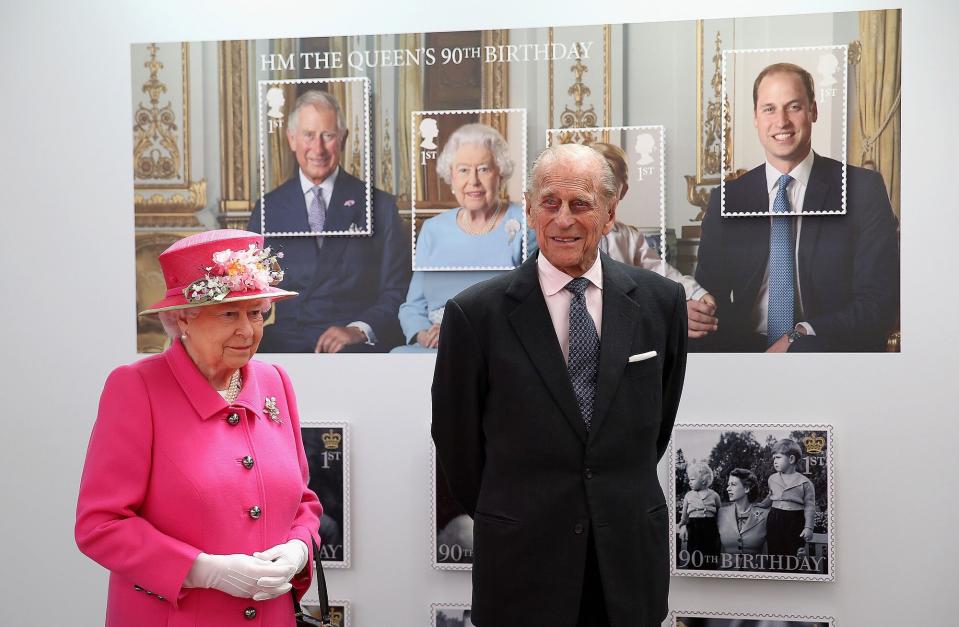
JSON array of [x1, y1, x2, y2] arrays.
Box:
[[184, 553, 296, 600], [253, 539, 309, 585]]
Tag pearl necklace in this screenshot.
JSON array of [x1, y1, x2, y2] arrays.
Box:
[[458, 203, 503, 236], [224, 370, 242, 403]]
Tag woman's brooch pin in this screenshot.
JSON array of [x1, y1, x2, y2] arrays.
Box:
[[264, 397, 281, 424]]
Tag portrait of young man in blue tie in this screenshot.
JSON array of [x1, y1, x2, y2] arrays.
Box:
[[691, 62, 900, 352], [431, 143, 688, 626]]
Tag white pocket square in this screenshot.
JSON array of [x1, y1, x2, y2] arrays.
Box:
[[628, 351, 657, 363]]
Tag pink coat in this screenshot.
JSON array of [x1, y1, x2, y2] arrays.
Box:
[[76, 339, 322, 626]]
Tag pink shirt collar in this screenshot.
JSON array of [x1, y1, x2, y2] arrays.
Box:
[[164, 338, 265, 420], [536, 252, 604, 296]]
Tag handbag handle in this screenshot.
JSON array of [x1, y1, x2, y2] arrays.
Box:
[[292, 536, 332, 626]]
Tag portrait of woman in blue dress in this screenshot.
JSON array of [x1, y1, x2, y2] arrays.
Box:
[[394, 122, 535, 353]]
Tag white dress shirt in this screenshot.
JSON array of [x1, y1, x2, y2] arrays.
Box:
[[537, 253, 603, 363], [751, 150, 817, 337]]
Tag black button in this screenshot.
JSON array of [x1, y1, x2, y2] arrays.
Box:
[[145, 590, 153, 596], [249, 505, 261, 519], [227, 413, 240, 425], [242, 455, 254, 469], [244, 607, 257, 619], [574, 523, 585, 534], [133, 584, 143, 592], [156, 595, 165, 601], [584, 467, 593, 479]]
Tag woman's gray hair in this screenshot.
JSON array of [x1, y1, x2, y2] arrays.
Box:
[[156, 299, 273, 339], [157, 308, 199, 339], [436, 123, 514, 185], [287, 90, 346, 137]]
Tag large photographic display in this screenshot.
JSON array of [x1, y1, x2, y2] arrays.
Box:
[[302, 421, 351, 568], [669, 424, 834, 581], [673, 611, 834, 626], [131, 10, 900, 354]]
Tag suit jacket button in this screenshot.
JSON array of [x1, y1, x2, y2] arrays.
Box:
[[242, 455, 255, 469], [574, 523, 585, 534], [227, 413, 240, 425], [584, 467, 593, 479], [244, 607, 257, 619]]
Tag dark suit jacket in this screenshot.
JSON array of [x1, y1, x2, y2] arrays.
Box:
[[694, 155, 899, 352], [247, 170, 411, 352], [431, 252, 687, 627]]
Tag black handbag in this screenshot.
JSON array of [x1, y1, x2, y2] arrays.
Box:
[[293, 538, 334, 627]]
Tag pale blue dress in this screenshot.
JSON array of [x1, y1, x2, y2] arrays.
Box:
[[392, 203, 537, 353]]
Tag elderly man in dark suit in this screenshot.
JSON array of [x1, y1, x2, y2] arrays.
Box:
[[432, 143, 687, 626], [691, 62, 899, 352], [248, 90, 410, 353]]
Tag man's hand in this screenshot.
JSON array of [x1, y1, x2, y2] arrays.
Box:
[[416, 324, 442, 349], [800, 527, 814, 542], [687, 293, 718, 339], [315, 325, 368, 353], [766, 325, 806, 353], [678, 524, 688, 542]]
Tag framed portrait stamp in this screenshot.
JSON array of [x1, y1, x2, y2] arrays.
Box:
[[431, 444, 473, 570], [410, 108, 529, 271], [302, 421, 351, 568], [257, 76, 372, 236], [672, 610, 834, 626], [299, 600, 351, 627], [720, 45, 848, 216], [431, 603, 475, 627], [546, 125, 667, 271], [669, 424, 834, 581]]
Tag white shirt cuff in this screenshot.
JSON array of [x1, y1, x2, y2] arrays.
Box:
[[797, 322, 816, 336], [348, 321, 376, 345]]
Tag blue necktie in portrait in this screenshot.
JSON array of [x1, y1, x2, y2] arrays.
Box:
[[308, 185, 327, 247], [767, 174, 795, 345], [566, 277, 600, 428]]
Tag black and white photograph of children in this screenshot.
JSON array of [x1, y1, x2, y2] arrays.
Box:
[[670, 424, 834, 581]]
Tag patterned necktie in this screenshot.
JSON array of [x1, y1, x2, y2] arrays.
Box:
[[565, 277, 600, 429], [308, 185, 327, 248], [767, 174, 795, 345]]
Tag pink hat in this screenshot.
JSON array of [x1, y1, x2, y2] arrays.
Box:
[[139, 229, 297, 315]]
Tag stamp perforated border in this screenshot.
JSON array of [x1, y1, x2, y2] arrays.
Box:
[[668, 423, 835, 582], [301, 420, 351, 569], [257, 77, 372, 236], [720, 45, 848, 217], [410, 108, 528, 271]]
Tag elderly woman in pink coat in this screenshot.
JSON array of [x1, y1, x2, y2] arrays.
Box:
[[76, 230, 322, 626]]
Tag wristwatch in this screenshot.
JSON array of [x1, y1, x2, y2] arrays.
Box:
[[787, 328, 804, 343]]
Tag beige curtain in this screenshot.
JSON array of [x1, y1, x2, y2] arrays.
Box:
[[397, 33, 424, 205], [850, 9, 901, 217], [269, 39, 297, 189]]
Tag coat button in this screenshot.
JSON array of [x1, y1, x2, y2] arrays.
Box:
[[244, 607, 257, 619], [156, 595, 165, 600], [574, 523, 585, 534], [242, 455, 255, 469], [249, 505, 262, 519], [227, 413, 240, 425], [584, 467, 593, 479], [133, 584, 143, 592]]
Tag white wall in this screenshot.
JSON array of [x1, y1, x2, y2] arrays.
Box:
[[1, 1, 955, 625]]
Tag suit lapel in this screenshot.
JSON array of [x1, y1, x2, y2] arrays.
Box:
[[506, 255, 588, 444], [325, 170, 368, 233], [264, 176, 311, 233], [589, 256, 640, 438]]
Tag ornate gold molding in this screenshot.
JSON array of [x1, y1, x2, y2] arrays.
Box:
[[482, 30, 509, 110], [380, 116, 394, 193], [133, 43, 191, 192], [218, 41, 252, 216], [134, 180, 207, 221], [548, 26, 610, 143]]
